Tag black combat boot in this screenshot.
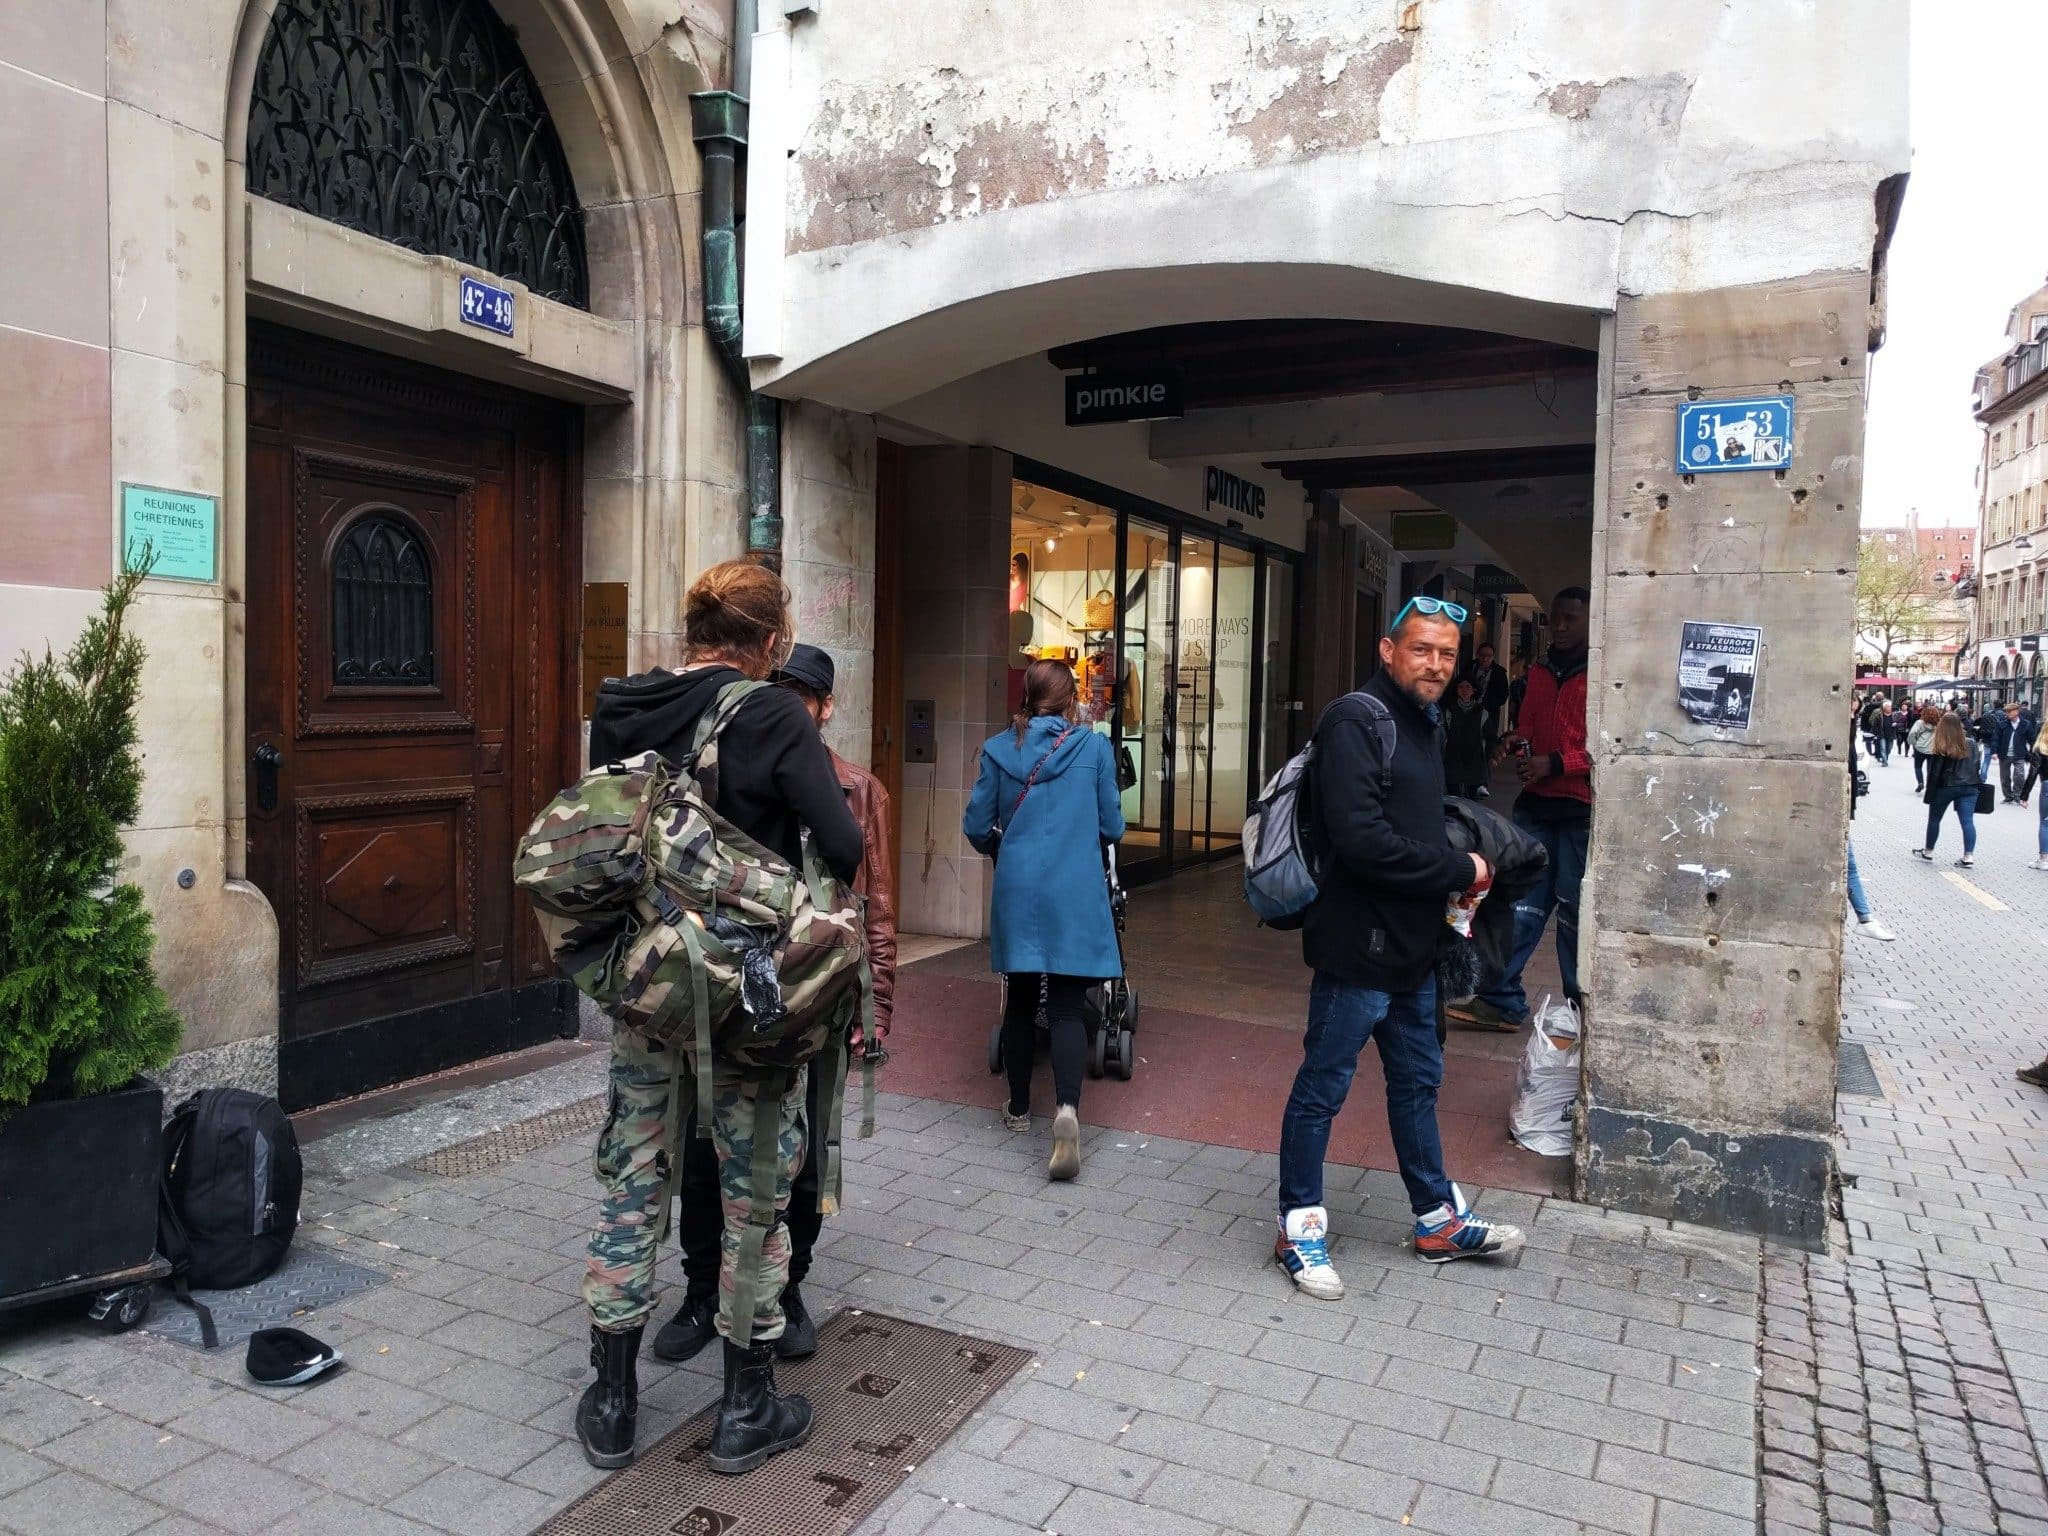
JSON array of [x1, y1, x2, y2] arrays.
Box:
[[706, 1336, 814, 1474], [775, 1283, 817, 1361], [576, 1324, 641, 1469], [650, 1289, 718, 1363]]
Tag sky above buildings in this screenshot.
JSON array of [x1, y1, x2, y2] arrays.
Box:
[[1864, 1, 2048, 529]]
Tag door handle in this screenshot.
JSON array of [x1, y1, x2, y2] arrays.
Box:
[[252, 742, 283, 813]]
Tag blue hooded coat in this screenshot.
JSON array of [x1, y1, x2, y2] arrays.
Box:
[[963, 716, 1126, 978]]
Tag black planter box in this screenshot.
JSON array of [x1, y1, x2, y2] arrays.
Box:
[[0, 1078, 162, 1300]]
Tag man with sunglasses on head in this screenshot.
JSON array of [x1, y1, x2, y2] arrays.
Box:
[[1274, 595, 1526, 1300], [1449, 587, 1592, 1034]]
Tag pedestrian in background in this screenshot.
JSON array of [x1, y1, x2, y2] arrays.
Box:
[[1891, 701, 1913, 763], [1976, 699, 2004, 779], [1446, 587, 1592, 1032], [1442, 676, 1489, 799], [1848, 730, 1894, 941], [1909, 704, 1939, 793], [1859, 695, 1889, 764], [1916, 711, 1984, 868], [965, 658, 1125, 1183], [1996, 699, 2038, 805]]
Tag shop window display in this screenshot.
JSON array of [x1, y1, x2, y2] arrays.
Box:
[[1008, 477, 1284, 879]]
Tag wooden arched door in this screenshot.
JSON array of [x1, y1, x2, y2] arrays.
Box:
[[245, 325, 581, 1109]]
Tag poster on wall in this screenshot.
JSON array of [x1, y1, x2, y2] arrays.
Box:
[[1677, 621, 1762, 729]]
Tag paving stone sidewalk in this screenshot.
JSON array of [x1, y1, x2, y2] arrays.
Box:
[[1755, 757, 2048, 1535], [2, 1064, 1768, 1536]]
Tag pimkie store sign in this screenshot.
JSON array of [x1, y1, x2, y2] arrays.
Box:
[[1203, 466, 1266, 521], [1064, 373, 1182, 426]]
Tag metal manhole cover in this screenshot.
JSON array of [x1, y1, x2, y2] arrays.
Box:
[[141, 1243, 390, 1349], [536, 1309, 1032, 1536], [1838, 1041, 1883, 1099], [410, 1096, 607, 1177]]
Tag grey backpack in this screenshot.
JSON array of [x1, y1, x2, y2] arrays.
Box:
[[1242, 690, 1396, 929]]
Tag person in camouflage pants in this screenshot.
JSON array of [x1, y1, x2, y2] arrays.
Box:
[[584, 1025, 806, 1344]]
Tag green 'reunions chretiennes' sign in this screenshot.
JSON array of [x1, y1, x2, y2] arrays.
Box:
[[122, 484, 218, 583]]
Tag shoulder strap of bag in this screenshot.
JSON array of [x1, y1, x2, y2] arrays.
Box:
[[156, 1105, 218, 1349], [684, 678, 769, 801], [1314, 690, 1397, 791], [998, 725, 1075, 832]]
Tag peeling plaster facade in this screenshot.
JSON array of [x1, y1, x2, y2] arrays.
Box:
[[749, 0, 1910, 1242]]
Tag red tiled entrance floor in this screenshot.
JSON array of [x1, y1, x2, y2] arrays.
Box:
[[880, 858, 1570, 1200]]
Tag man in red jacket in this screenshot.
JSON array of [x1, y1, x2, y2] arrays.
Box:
[[1449, 588, 1592, 1030]]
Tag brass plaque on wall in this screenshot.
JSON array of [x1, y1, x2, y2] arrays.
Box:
[[581, 582, 629, 718]]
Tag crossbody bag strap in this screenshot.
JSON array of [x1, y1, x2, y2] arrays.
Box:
[[998, 726, 1075, 834]]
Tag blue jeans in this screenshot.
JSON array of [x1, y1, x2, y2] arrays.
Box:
[[2037, 790, 2048, 858], [1926, 788, 1977, 855], [1478, 805, 1589, 1023], [1279, 974, 1451, 1218], [1845, 839, 1872, 922]]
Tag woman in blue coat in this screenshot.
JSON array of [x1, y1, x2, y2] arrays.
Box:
[[964, 660, 1125, 1180]]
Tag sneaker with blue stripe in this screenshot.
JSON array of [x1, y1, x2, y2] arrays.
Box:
[[1413, 1200, 1525, 1264], [1274, 1205, 1344, 1299]]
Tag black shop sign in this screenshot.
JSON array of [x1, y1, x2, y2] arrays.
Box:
[[1064, 373, 1183, 426], [1203, 466, 1266, 521]]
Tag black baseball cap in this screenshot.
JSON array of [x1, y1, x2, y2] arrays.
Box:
[[246, 1326, 343, 1387], [771, 643, 835, 696]]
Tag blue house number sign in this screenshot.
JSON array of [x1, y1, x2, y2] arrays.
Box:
[[1676, 394, 1794, 474], [459, 275, 515, 337]]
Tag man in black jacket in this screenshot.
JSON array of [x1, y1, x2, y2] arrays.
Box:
[[1995, 699, 2039, 804], [1274, 599, 1526, 1301]]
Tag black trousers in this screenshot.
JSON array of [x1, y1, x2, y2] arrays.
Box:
[[674, 1058, 837, 1297], [1001, 973, 1089, 1117]]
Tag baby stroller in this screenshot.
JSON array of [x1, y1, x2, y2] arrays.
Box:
[[988, 843, 1139, 1082]]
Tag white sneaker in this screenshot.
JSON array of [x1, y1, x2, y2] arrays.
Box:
[[2031, 858, 2048, 871], [1048, 1105, 1081, 1181], [1857, 918, 1897, 942], [1274, 1206, 1345, 1299]]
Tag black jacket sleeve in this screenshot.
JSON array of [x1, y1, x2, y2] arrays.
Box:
[[742, 688, 864, 884], [1317, 714, 1471, 898]]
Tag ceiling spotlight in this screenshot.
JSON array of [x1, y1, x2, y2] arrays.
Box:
[[1044, 537, 1057, 551]]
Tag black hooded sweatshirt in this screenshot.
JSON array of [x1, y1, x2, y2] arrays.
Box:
[[587, 665, 863, 885]]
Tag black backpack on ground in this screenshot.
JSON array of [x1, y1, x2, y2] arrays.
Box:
[[158, 1088, 302, 1346]]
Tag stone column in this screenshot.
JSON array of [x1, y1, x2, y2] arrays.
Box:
[[894, 446, 1010, 937], [781, 401, 879, 765], [1578, 272, 1870, 1246]]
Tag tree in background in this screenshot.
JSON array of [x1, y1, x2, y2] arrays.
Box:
[[1856, 538, 1941, 677], [0, 560, 180, 1115]]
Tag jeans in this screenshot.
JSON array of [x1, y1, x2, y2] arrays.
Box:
[[1913, 750, 1927, 791], [1478, 804, 1589, 1023], [1279, 973, 1451, 1218], [1846, 840, 1872, 922], [1981, 742, 1997, 778], [2037, 789, 2048, 858], [1926, 788, 1978, 856]]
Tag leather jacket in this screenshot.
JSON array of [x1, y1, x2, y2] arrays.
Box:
[[829, 748, 896, 1035]]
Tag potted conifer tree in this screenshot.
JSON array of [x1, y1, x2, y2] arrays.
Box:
[[0, 561, 181, 1305]]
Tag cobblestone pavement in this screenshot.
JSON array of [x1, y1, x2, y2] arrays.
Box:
[[29, 754, 2048, 1535], [2, 1077, 1764, 1534], [1756, 754, 2048, 1535]]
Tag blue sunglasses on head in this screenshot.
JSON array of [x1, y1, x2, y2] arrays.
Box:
[[1387, 595, 1469, 632]]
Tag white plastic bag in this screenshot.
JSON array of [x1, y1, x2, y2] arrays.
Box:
[[1508, 994, 1581, 1157]]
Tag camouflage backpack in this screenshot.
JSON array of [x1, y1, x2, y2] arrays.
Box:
[[514, 681, 874, 1319]]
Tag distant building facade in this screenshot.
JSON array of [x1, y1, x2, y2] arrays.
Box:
[[1855, 517, 1974, 678], [1971, 280, 2048, 706]]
